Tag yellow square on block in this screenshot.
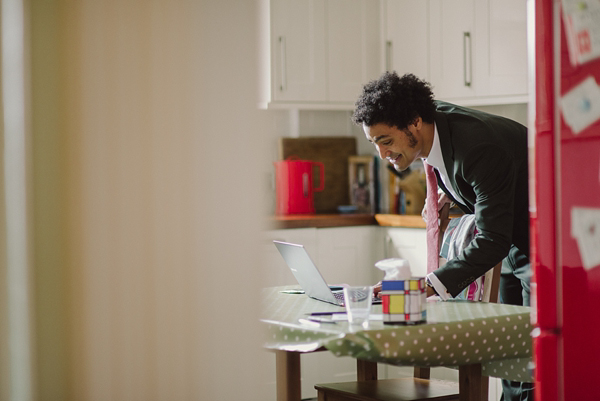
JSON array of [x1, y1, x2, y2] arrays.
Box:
[[409, 280, 419, 291], [388, 294, 405, 314]]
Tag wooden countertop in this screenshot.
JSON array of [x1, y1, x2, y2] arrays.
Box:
[[270, 213, 377, 229], [269, 213, 427, 229], [374, 214, 426, 228]]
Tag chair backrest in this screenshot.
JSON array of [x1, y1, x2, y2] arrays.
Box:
[[438, 205, 502, 304], [481, 262, 501, 303]]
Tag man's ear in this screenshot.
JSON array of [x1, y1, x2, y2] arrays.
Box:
[[412, 116, 422, 130]]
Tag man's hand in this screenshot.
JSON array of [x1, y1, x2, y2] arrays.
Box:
[[373, 281, 382, 298], [421, 191, 453, 222], [426, 285, 436, 297]]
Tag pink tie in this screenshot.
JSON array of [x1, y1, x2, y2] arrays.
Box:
[[424, 162, 439, 274]]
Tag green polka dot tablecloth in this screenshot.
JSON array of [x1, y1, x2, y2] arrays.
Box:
[[262, 286, 533, 383]]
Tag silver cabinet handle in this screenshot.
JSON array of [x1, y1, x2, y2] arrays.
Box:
[[386, 40, 393, 72], [463, 32, 472, 87], [279, 36, 287, 91]]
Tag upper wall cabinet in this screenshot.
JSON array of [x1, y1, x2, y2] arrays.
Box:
[[485, 0, 529, 98], [429, 0, 479, 100], [384, 0, 528, 106], [327, 0, 382, 103], [383, 0, 430, 81], [266, 0, 327, 104], [259, 0, 382, 110]]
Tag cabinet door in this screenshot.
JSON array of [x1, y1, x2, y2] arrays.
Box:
[[485, 0, 528, 97], [264, 228, 318, 287], [429, 0, 478, 100], [264, 226, 383, 398], [384, 0, 429, 80], [384, 227, 427, 276], [316, 226, 383, 286], [327, 0, 382, 102], [271, 0, 327, 102]]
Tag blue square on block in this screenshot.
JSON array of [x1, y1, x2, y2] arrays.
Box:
[[382, 280, 405, 291]]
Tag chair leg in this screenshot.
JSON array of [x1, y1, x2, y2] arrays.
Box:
[[357, 359, 378, 381], [275, 351, 301, 401], [458, 364, 487, 401], [414, 366, 431, 379]]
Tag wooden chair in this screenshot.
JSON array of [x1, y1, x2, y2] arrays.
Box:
[[315, 205, 503, 401], [314, 378, 460, 401]]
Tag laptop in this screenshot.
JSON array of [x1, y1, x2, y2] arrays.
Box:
[[273, 240, 381, 306]]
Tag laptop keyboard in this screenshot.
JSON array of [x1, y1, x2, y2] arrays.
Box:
[[333, 292, 345, 303], [333, 290, 381, 305]]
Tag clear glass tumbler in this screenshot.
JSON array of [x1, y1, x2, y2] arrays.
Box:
[[343, 286, 373, 328]]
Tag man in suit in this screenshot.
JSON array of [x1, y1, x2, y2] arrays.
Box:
[[353, 72, 532, 401]]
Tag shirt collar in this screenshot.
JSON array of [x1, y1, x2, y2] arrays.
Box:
[[423, 122, 444, 170]]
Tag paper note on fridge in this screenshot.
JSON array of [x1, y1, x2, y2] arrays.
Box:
[[561, 76, 600, 135], [571, 207, 600, 270], [561, 0, 600, 65]]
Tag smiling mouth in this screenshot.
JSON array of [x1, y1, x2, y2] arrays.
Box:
[[387, 155, 400, 164]]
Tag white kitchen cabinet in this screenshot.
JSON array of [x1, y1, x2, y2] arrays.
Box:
[[384, 0, 528, 106], [429, 0, 528, 105], [485, 0, 529, 98], [264, 226, 383, 291], [267, 0, 327, 104], [260, 0, 382, 109], [383, 0, 430, 80], [263, 227, 318, 287], [383, 226, 427, 277], [327, 0, 382, 103], [263, 226, 383, 399], [315, 226, 384, 285], [429, 0, 479, 100]]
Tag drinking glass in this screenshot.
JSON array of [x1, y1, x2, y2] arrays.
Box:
[[343, 286, 373, 328]]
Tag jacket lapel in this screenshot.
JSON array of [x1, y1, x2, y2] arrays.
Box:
[[434, 111, 455, 178], [433, 111, 473, 214]]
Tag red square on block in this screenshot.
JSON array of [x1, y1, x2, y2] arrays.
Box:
[[382, 295, 389, 314]]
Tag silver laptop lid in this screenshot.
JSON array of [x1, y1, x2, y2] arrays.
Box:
[[273, 240, 341, 305]]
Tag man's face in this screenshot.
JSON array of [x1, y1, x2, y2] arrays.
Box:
[[363, 122, 423, 171]]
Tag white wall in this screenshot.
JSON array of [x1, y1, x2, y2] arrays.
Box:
[[265, 103, 528, 211], [3, 2, 530, 399], [269, 104, 529, 162], [2, 1, 277, 400], [471, 103, 529, 126]]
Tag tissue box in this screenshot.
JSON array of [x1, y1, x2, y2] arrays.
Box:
[[380, 278, 427, 324]]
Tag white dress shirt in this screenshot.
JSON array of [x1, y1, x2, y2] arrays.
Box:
[[423, 123, 464, 300]]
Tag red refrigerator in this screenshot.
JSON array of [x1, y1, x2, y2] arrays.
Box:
[[532, 0, 600, 400]]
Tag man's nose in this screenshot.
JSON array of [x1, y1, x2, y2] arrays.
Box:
[[375, 144, 386, 160]]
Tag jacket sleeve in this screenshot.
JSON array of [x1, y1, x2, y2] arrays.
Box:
[[432, 143, 516, 297]]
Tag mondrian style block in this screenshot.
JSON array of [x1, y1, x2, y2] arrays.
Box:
[[380, 278, 427, 324]]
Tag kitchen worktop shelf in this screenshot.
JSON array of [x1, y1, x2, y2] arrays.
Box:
[[269, 213, 429, 229], [374, 214, 426, 228], [270, 213, 377, 229]]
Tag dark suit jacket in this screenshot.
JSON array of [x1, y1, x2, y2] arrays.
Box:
[[431, 101, 530, 297]]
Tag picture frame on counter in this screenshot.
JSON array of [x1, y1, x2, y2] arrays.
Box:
[[348, 155, 376, 214]]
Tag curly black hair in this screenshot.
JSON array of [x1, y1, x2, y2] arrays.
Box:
[[351, 72, 436, 129]]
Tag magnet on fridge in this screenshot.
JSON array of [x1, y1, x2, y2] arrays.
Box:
[[561, 76, 600, 135], [571, 207, 600, 270]]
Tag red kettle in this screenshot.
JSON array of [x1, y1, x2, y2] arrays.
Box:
[[274, 157, 325, 215]]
